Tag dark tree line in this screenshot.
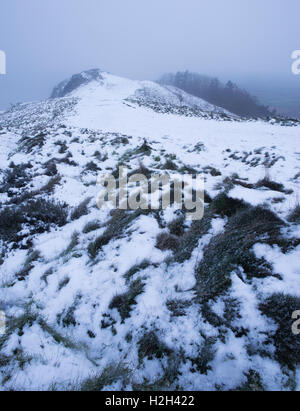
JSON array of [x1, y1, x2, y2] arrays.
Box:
[[158, 71, 275, 118]]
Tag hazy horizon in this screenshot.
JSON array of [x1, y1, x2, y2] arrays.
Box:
[[1, 0, 299, 115]]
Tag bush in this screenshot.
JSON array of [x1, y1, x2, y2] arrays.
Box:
[[0, 163, 33, 193], [26, 199, 68, 228], [259, 293, 300, 369], [0, 206, 25, 243], [0, 199, 68, 245], [18, 132, 46, 153]]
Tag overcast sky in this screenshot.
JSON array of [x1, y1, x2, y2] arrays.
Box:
[[0, 0, 299, 109]]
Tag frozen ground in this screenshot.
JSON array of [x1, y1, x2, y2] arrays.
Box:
[[0, 70, 299, 391]]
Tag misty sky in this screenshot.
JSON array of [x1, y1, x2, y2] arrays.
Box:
[[0, 0, 300, 110]]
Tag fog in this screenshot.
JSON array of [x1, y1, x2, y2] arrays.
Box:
[[0, 0, 299, 110]]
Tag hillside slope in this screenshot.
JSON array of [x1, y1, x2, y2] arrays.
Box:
[[0, 70, 300, 391]]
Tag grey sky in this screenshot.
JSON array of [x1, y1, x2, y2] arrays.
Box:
[[0, 0, 299, 109]]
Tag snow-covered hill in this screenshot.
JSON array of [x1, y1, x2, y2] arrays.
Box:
[[0, 69, 299, 391]]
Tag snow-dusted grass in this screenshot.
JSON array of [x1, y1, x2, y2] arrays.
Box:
[[0, 70, 299, 391]]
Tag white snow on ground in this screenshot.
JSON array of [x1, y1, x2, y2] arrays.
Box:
[[0, 70, 299, 391], [253, 243, 300, 297], [0, 132, 19, 168]]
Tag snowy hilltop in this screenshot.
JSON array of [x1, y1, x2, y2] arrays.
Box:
[[0, 69, 300, 391]]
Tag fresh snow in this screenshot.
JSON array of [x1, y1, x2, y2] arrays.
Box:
[[0, 69, 299, 391]]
